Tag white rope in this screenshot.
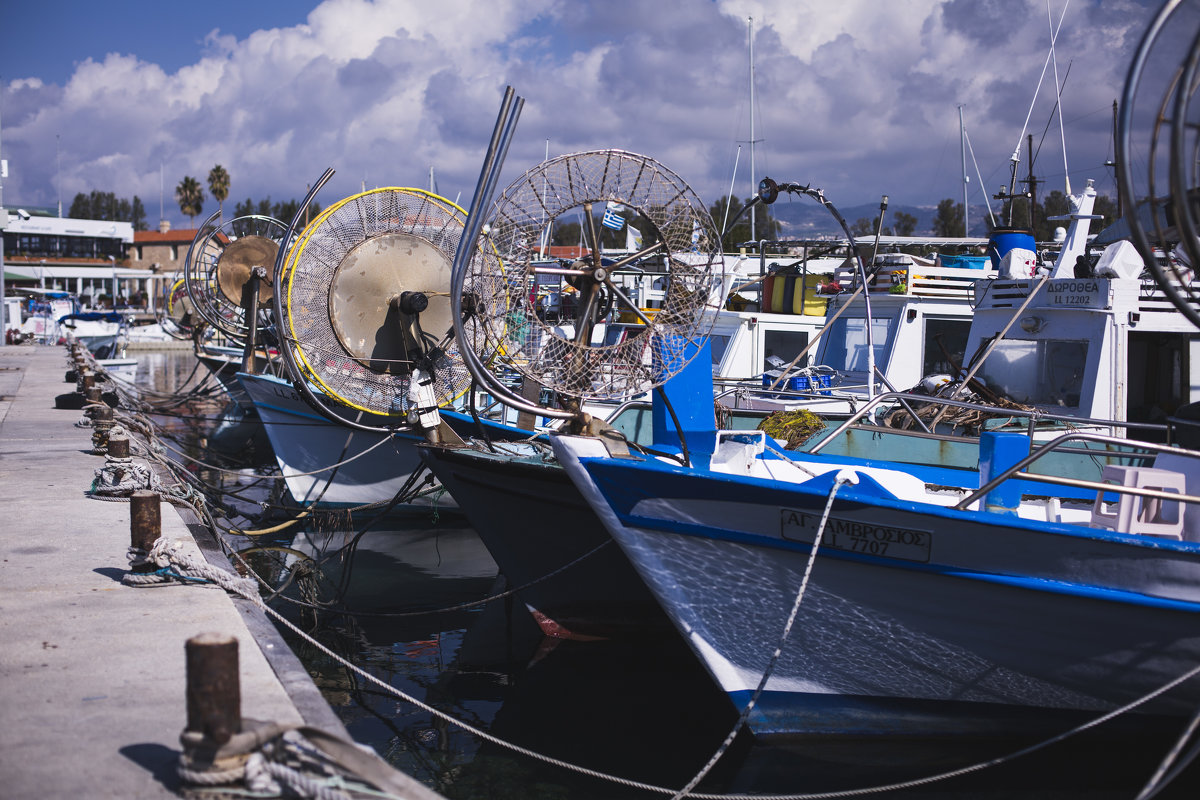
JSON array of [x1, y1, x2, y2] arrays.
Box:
[[248, 755, 352, 800], [1046, 0, 1071, 195], [672, 472, 852, 799], [146, 471, 1200, 799], [130, 538, 262, 597], [107, 363, 1200, 800], [1008, 0, 1070, 167]]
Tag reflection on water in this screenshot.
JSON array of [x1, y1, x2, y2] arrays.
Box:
[[135, 348, 1200, 799]]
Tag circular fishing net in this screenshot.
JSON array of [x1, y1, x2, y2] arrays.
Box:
[[280, 187, 490, 417], [460, 149, 723, 403], [184, 214, 286, 340], [159, 276, 195, 340]]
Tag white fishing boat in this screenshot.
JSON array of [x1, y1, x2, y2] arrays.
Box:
[[238, 371, 459, 510]]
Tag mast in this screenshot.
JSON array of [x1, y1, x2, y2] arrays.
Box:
[[748, 16, 757, 243], [1027, 133, 1038, 231], [959, 105, 968, 237], [1111, 100, 1122, 219]]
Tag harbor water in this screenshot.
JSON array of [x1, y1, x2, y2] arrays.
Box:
[[138, 349, 1200, 799]]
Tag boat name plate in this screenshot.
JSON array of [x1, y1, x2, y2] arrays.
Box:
[[780, 508, 932, 562], [1045, 279, 1104, 308]]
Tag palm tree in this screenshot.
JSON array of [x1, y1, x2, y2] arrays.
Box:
[[207, 165, 230, 217], [176, 176, 205, 225]]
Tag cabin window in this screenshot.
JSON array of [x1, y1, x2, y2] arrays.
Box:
[[763, 329, 810, 374], [922, 318, 971, 376], [977, 339, 1088, 407], [709, 334, 731, 368], [817, 315, 895, 373]]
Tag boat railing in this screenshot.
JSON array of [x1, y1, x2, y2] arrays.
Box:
[[832, 263, 992, 299], [955, 430, 1200, 512], [808, 391, 1172, 456], [714, 382, 871, 411]]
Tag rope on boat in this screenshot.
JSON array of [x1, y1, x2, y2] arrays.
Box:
[[151, 426, 397, 478], [671, 471, 853, 800], [90, 349, 1200, 798]]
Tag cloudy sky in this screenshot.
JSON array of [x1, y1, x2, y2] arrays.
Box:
[[0, 0, 1163, 230]]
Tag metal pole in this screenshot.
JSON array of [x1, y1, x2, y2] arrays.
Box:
[[748, 17, 756, 243], [449, 87, 575, 421], [959, 104, 969, 237]]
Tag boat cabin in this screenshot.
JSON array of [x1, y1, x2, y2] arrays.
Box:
[[964, 274, 1200, 431], [718, 255, 995, 413]]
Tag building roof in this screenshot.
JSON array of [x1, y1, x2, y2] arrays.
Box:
[[5, 216, 134, 243], [134, 228, 200, 244]]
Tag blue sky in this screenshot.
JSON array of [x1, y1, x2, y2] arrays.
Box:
[[0, 0, 1163, 231], [1, 2, 314, 86]]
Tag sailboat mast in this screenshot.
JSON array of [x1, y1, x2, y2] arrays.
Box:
[[959, 104, 968, 237], [748, 16, 756, 243]]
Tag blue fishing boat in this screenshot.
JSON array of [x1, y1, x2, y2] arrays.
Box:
[[552, 339, 1200, 738]]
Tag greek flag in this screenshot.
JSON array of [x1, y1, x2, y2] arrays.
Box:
[[602, 202, 625, 230]]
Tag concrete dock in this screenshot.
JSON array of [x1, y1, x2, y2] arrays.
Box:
[[0, 344, 418, 797]]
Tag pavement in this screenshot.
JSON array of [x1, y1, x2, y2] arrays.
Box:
[[0, 344, 427, 798]]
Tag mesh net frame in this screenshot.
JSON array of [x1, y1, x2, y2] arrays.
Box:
[[461, 149, 723, 403], [280, 187, 498, 418]]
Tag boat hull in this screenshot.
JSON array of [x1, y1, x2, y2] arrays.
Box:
[[239, 372, 454, 510], [556, 436, 1200, 738], [418, 442, 668, 639]]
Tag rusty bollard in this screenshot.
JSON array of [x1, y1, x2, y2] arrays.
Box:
[[129, 490, 161, 573], [107, 430, 130, 460], [85, 385, 103, 409], [186, 633, 242, 746], [91, 405, 115, 452]]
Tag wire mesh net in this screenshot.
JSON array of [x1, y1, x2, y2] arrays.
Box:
[[460, 149, 724, 403], [281, 188, 487, 417], [160, 276, 195, 340], [184, 215, 286, 341]]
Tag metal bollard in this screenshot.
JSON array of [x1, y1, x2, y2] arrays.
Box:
[[185, 633, 241, 746], [107, 430, 130, 459], [91, 405, 115, 452], [129, 491, 161, 572]]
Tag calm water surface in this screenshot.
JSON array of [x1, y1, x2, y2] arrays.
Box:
[[139, 349, 1200, 799]]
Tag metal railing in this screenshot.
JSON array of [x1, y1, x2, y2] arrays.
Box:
[[809, 391, 1172, 455], [956, 430, 1200, 512]]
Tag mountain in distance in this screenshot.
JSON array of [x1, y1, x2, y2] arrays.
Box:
[[758, 198, 993, 239]]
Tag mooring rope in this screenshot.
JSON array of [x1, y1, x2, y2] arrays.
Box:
[[97, 357, 1200, 799], [671, 472, 851, 799]]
